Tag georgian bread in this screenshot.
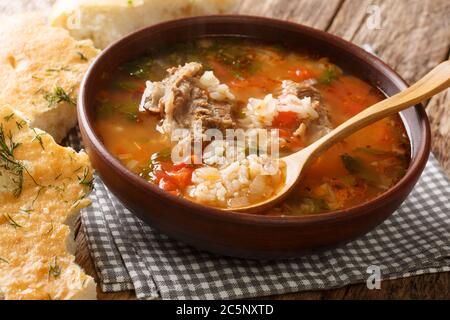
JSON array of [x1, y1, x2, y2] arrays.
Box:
[[0, 105, 96, 300], [50, 0, 237, 49], [0, 13, 99, 143]]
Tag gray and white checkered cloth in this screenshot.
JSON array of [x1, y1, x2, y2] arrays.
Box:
[[65, 129, 450, 300]]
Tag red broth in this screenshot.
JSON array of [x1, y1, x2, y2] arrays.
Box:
[[94, 38, 410, 216]]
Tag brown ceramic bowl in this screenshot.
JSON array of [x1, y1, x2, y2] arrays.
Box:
[[78, 15, 431, 259]]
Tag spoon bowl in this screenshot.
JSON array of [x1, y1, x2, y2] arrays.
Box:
[[228, 60, 450, 213]]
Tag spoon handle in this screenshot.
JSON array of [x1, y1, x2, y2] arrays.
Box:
[[305, 60, 450, 160]]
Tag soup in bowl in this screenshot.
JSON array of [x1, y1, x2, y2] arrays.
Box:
[[79, 16, 430, 258], [93, 37, 410, 215]]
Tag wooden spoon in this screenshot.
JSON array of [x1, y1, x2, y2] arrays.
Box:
[[228, 60, 450, 213]]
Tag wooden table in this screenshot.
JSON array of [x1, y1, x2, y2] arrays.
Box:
[[8, 0, 450, 299]]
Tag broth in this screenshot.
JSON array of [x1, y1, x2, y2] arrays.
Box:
[[94, 38, 410, 216]]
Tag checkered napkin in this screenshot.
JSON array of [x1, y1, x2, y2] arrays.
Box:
[[64, 130, 450, 300]]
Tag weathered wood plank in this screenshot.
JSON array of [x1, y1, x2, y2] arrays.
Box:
[[427, 56, 450, 176], [237, 0, 343, 30], [328, 0, 450, 83], [264, 271, 450, 300]]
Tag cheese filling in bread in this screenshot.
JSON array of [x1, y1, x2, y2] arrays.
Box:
[[0, 105, 96, 300], [0, 13, 99, 143], [50, 0, 237, 49]]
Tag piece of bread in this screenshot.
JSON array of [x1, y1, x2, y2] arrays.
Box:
[[50, 0, 237, 49], [0, 105, 96, 300], [0, 13, 99, 143]]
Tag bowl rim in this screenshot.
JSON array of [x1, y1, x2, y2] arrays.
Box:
[[78, 14, 431, 227]]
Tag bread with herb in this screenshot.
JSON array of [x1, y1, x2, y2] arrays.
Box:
[[50, 0, 237, 49], [0, 105, 96, 300], [0, 13, 99, 143]]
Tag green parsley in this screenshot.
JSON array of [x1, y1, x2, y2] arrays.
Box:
[[4, 213, 22, 229], [48, 257, 61, 278], [76, 51, 88, 61], [31, 128, 46, 150], [44, 86, 76, 107]]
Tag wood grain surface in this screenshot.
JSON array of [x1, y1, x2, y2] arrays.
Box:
[[4, 0, 450, 300]]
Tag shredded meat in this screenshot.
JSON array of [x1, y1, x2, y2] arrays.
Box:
[[281, 79, 322, 102], [140, 62, 235, 134], [281, 79, 332, 141]]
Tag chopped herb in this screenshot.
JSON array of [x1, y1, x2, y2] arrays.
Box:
[[214, 45, 258, 78], [340, 153, 379, 184], [0, 125, 24, 197], [45, 66, 71, 73], [72, 192, 89, 209], [311, 198, 330, 212], [0, 257, 9, 264], [285, 196, 330, 215], [73, 166, 83, 173], [76, 51, 88, 61], [31, 128, 45, 150], [3, 113, 14, 122], [4, 213, 22, 228], [127, 0, 133, 6], [151, 148, 172, 162], [340, 154, 362, 175], [16, 120, 26, 130], [52, 183, 66, 193], [0, 125, 21, 157], [19, 208, 33, 215], [78, 168, 94, 190], [48, 257, 61, 278], [31, 186, 45, 208], [44, 86, 76, 107], [32, 75, 43, 81], [45, 221, 54, 235], [319, 67, 338, 85], [120, 57, 154, 79], [115, 81, 143, 92]]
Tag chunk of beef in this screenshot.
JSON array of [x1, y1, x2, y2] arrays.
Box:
[[191, 87, 235, 131], [281, 79, 321, 102], [139, 62, 235, 134], [281, 79, 331, 141]]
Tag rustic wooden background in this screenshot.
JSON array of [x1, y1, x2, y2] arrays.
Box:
[[6, 0, 450, 299]]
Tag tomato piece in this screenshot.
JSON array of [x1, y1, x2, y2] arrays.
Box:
[[158, 176, 177, 192], [286, 67, 317, 82], [172, 162, 188, 171], [167, 167, 194, 189], [272, 111, 299, 129]]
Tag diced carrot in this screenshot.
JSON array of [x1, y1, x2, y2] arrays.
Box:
[[272, 111, 299, 129]]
